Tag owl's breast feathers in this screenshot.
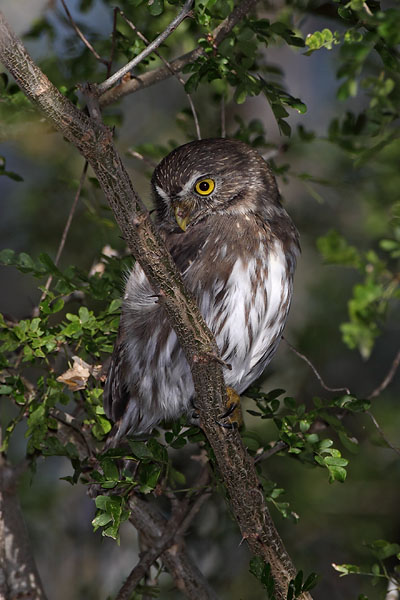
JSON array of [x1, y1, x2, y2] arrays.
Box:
[[165, 211, 299, 390], [104, 209, 299, 441]]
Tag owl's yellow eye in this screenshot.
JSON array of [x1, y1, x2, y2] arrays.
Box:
[[195, 178, 215, 196]]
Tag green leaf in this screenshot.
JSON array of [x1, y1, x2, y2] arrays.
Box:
[[92, 513, 113, 528], [128, 440, 154, 460], [317, 230, 361, 267], [366, 539, 400, 560], [0, 385, 12, 395], [302, 572, 318, 592], [148, 0, 164, 16], [332, 563, 361, 576], [249, 557, 275, 598]]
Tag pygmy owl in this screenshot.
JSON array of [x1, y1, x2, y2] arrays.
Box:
[[104, 138, 300, 444]]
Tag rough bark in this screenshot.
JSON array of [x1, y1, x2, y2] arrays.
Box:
[[0, 9, 312, 599], [0, 458, 47, 600]]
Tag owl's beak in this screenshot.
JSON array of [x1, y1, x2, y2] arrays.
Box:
[[173, 202, 192, 232]]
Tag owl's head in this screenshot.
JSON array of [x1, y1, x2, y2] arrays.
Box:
[[151, 138, 280, 232]]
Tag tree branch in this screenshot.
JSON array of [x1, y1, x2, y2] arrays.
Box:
[[97, 0, 194, 95], [117, 468, 210, 600], [99, 0, 260, 107], [60, 0, 109, 67], [116, 8, 201, 140], [33, 160, 88, 316], [365, 410, 400, 457], [54, 415, 218, 599], [129, 495, 219, 600], [367, 349, 400, 400], [0, 11, 311, 599], [0, 456, 48, 599], [283, 337, 351, 395]]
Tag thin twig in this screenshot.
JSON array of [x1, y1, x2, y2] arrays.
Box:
[[254, 440, 288, 464], [175, 468, 211, 536], [54, 162, 88, 265], [127, 149, 157, 169], [117, 468, 210, 600], [129, 496, 219, 600], [34, 161, 88, 313], [50, 407, 94, 459], [366, 410, 400, 457], [116, 9, 201, 140], [283, 337, 351, 395], [185, 93, 201, 140], [97, 0, 194, 94], [60, 0, 108, 66], [368, 349, 400, 400], [108, 8, 119, 78], [220, 95, 226, 138]]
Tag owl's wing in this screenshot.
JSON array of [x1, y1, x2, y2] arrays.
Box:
[[103, 331, 130, 423], [103, 263, 159, 443], [103, 258, 192, 445]]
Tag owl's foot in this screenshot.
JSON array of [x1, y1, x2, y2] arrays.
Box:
[[217, 387, 243, 429]]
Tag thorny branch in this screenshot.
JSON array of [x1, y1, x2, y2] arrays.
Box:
[[283, 337, 351, 395], [129, 495, 219, 600], [97, 0, 194, 94]]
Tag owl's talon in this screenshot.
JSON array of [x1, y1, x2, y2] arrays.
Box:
[[218, 402, 236, 420], [216, 387, 243, 430], [216, 418, 239, 430]]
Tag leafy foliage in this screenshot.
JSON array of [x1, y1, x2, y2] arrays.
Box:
[[317, 230, 399, 358]]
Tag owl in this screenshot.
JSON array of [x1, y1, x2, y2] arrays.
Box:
[[104, 138, 300, 445]]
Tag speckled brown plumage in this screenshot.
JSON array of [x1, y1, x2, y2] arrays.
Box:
[[104, 138, 300, 444]]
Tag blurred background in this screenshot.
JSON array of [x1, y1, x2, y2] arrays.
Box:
[[0, 0, 399, 598]]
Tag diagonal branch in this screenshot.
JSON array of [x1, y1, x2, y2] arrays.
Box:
[[116, 468, 211, 600], [0, 456, 48, 599], [116, 8, 201, 140], [0, 11, 311, 599], [129, 495, 219, 600], [283, 337, 351, 395], [365, 410, 400, 457], [116, 508, 186, 600], [97, 0, 194, 95], [33, 160, 88, 316], [367, 349, 400, 400], [60, 0, 109, 67], [99, 0, 260, 107]]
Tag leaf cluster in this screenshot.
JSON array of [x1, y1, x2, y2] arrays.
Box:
[[317, 230, 399, 358]]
